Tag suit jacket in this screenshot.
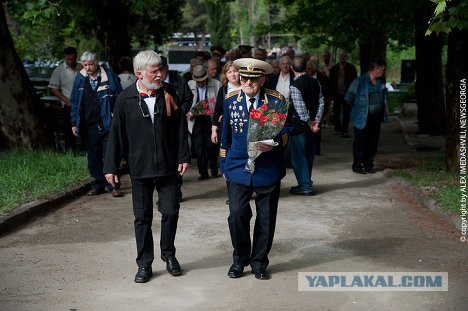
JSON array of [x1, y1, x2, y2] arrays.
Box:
[[329, 62, 358, 98], [188, 78, 222, 133], [264, 71, 295, 91], [220, 88, 288, 187]]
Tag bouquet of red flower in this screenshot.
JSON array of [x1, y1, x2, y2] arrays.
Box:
[[190, 98, 215, 116], [245, 100, 288, 173]]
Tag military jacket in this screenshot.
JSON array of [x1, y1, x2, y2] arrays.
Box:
[[220, 88, 288, 187]]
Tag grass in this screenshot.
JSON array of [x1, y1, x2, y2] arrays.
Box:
[[0, 149, 91, 215], [395, 156, 458, 214]]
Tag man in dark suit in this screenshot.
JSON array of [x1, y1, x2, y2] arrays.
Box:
[[265, 55, 295, 102], [329, 50, 357, 137], [220, 58, 288, 280], [104, 50, 190, 283]]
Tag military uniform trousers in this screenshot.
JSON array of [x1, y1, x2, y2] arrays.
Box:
[[227, 180, 281, 271]]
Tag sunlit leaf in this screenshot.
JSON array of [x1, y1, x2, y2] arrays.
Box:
[[435, 1, 446, 16]]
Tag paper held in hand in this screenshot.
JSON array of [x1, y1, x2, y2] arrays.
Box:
[[245, 139, 279, 174]]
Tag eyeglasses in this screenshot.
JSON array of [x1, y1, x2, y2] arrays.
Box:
[[138, 94, 159, 118], [240, 76, 261, 84]]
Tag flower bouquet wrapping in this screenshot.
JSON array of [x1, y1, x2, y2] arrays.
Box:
[[245, 101, 288, 173], [190, 98, 215, 116]]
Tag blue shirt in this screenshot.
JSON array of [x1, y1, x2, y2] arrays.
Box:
[[345, 72, 387, 129]]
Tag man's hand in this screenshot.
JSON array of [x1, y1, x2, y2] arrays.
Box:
[[178, 163, 190, 176], [310, 121, 321, 133], [105, 173, 119, 187], [255, 142, 274, 152], [72, 126, 78, 136], [211, 125, 219, 144]]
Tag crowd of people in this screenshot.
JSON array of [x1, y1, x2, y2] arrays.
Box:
[[47, 44, 388, 284]]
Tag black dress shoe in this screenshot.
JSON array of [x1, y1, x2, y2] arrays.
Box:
[[252, 268, 270, 280], [289, 187, 314, 196], [366, 168, 376, 174], [353, 168, 367, 174], [134, 267, 153, 283], [161, 255, 182, 276], [227, 264, 244, 278]]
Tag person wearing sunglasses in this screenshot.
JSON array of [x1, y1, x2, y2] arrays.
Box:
[[220, 58, 288, 280], [104, 50, 190, 283]]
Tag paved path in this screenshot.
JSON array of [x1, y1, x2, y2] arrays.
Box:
[[0, 117, 466, 311]]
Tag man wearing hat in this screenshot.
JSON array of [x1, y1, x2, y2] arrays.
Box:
[[220, 58, 288, 280], [187, 65, 222, 180], [254, 48, 268, 61], [210, 45, 226, 77], [238, 45, 253, 58]]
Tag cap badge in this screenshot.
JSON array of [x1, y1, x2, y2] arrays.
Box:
[[247, 63, 254, 71]]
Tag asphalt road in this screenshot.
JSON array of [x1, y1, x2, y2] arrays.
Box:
[[0, 117, 466, 311]]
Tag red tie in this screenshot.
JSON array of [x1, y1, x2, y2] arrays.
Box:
[[140, 91, 156, 99]]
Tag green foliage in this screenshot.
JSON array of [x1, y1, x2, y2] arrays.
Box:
[[427, 0, 468, 35], [0, 150, 91, 214], [396, 156, 458, 213], [7, 0, 185, 61], [205, 1, 232, 48], [276, 0, 415, 53], [23, 0, 61, 23], [7, 0, 88, 60]]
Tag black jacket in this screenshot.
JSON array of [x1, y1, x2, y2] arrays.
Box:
[[104, 83, 190, 179], [168, 70, 193, 114], [329, 62, 358, 97], [264, 71, 295, 90]]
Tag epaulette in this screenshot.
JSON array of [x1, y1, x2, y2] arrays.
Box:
[[225, 90, 241, 99], [264, 88, 284, 100]]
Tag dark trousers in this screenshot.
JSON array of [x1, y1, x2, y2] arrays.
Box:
[[192, 116, 219, 177], [62, 106, 76, 151], [228, 181, 281, 270], [353, 113, 382, 170], [131, 175, 180, 268], [333, 94, 351, 134], [84, 125, 110, 190]]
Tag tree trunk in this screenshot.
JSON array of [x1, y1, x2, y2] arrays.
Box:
[[359, 30, 387, 74], [414, 3, 446, 136], [0, 4, 51, 150], [95, 1, 131, 72], [445, 29, 468, 171]]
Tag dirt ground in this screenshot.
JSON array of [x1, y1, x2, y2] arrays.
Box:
[[0, 117, 466, 311]]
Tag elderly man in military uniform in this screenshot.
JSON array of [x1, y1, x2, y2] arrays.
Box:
[[220, 58, 288, 280]]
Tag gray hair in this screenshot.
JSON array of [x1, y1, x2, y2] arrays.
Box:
[[190, 58, 203, 66], [80, 51, 97, 63], [133, 50, 162, 74], [307, 59, 318, 70]]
